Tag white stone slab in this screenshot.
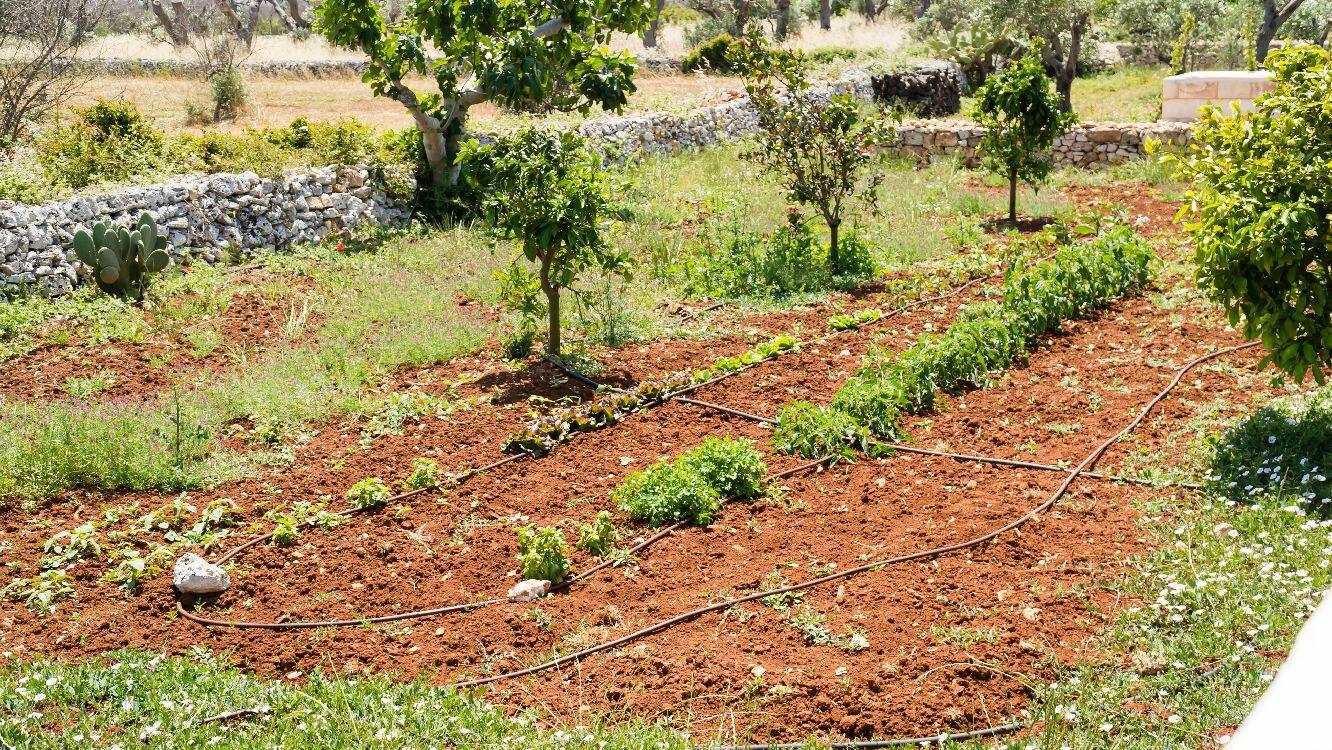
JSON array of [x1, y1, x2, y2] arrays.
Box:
[[1161, 71, 1274, 122]]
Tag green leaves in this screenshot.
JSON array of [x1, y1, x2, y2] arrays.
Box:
[[1179, 45, 1332, 383], [516, 525, 571, 582], [613, 437, 766, 527]]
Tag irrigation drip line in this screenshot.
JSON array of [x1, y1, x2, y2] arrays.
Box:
[[711, 722, 1026, 750], [440, 340, 1258, 690], [675, 396, 779, 425], [178, 456, 835, 629]]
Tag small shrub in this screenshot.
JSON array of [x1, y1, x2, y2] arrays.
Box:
[[1175, 46, 1332, 383], [828, 379, 906, 438], [971, 47, 1077, 225], [614, 462, 723, 527], [516, 526, 571, 582], [403, 458, 442, 490], [659, 6, 702, 24], [210, 67, 250, 122], [346, 477, 391, 509], [772, 402, 876, 460], [682, 34, 741, 74], [678, 436, 766, 501], [501, 328, 537, 360], [577, 510, 618, 556]]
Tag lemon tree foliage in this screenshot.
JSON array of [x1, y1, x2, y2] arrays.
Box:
[[1177, 46, 1332, 383], [733, 36, 894, 273], [314, 0, 651, 193], [459, 129, 628, 358], [972, 47, 1077, 226]]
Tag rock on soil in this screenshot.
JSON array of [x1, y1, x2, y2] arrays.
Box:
[[173, 553, 231, 594], [507, 579, 551, 602]]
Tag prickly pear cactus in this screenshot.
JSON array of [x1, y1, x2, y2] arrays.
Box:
[[71, 213, 171, 303]]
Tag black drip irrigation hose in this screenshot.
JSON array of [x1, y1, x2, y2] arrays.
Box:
[[177, 456, 832, 629]]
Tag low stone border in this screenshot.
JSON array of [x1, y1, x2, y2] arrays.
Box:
[[0, 166, 411, 296], [888, 120, 1193, 167], [2, 66, 1187, 298]]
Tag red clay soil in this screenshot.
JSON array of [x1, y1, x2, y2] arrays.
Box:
[[0, 183, 1268, 743]]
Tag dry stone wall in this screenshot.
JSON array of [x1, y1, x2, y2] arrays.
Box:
[[886, 120, 1193, 167], [0, 166, 411, 297], [1, 65, 1187, 297]]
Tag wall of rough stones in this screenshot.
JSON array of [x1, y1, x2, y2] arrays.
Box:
[[0, 166, 411, 296], [2, 65, 1186, 297], [886, 120, 1193, 167]]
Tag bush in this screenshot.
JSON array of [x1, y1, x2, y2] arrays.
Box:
[[346, 477, 391, 509], [1209, 388, 1332, 507], [615, 462, 722, 527], [35, 99, 165, 190], [772, 401, 877, 460], [210, 67, 249, 122], [682, 34, 741, 74], [677, 219, 878, 300], [516, 526, 571, 582], [577, 511, 618, 556], [678, 436, 767, 500], [659, 6, 703, 24], [1176, 45, 1332, 383]]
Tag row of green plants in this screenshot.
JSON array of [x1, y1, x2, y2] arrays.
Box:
[[775, 217, 1157, 459], [501, 335, 798, 456], [2, 496, 242, 614]]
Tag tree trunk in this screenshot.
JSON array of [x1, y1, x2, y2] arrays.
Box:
[[828, 219, 840, 272], [643, 0, 664, 47], [819, 0, 832, 30], [148, 1, 191, 46], [1008, 169, 1018, 226], [914, 0, 930, 19], [1257, 0, 1308, 63], [539, 255, 561, 358], [775, 0, 791, 39], [286, 0, 311, 30]]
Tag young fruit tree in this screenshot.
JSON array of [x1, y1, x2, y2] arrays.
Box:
[[735, 37, 893, 273], [459, 129, 628, 359], [314, 0, 650, 196], [1174, 45, 1332, 383], [972, 47, 1077, 226]]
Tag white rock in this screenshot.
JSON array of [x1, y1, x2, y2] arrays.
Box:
[[172, 553, 231, 594], [507, 579, 552, 602]]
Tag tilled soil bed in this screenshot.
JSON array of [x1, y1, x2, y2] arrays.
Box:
[[0, 184, 1279, 743]]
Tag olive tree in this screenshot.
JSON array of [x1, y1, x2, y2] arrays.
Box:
[[459, 129, 628, 359], [972, 47, 1077, 225], [315, 0, 650, 193], [0, 0, 104, 148], [736, 39, 893, 272], [1175, 45, 1332, 383]]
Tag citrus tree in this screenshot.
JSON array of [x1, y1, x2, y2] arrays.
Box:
[[972, 47, 1077, 226], [459, 129, 628, 359], [735, 37, 893, 273], [1176, 45, 1332, 383], [314, 0, 651, 194]]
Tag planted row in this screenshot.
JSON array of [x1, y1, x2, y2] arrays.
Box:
[[777, 220, 1156, 457], [503, 335, 799, 456]]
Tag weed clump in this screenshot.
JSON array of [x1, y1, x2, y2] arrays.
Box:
[[614, 437, 766, 527]]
